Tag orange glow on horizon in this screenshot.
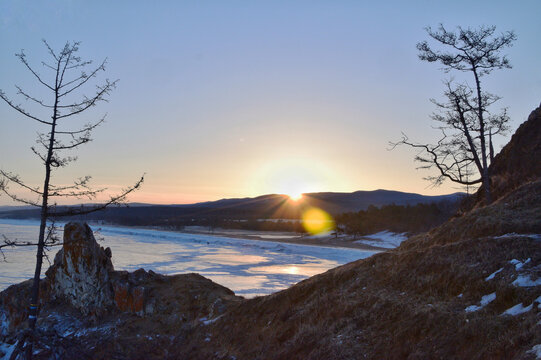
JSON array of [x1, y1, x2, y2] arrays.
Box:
[[288, 192, 304, 201]]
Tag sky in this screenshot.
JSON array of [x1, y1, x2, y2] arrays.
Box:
[[0, 0, 540, 205]]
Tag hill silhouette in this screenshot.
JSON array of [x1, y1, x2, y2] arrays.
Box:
[[0, 189, 463, 226]]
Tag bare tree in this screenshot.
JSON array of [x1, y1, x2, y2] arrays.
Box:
[[392, 25, 516, 203], [0, 40, 143, 359]]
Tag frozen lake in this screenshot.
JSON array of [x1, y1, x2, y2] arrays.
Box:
[[0, 219, 375, 297]]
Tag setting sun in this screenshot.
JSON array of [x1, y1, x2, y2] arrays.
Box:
[[288, 192, 303, 201], [249, 157, 344, 199]]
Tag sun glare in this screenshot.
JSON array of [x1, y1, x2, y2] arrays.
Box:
[[288, 192, 303, 201], [249, 158, 339, 200]]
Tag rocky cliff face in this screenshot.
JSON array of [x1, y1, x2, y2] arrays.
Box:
[[476, 102, 541, 204]]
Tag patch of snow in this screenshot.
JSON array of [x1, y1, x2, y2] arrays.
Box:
[[465, 292, 496, 312], [201, 315, 223, 325], [354, 231, 408, 249], [502, 303, 533, 316], [534, 296, 541, 309], [509, 258, 531, 270], [512, 275, 541, 287], [0, 312, 9, 337], [457, 293, 463, 298], [73, 323, 114, 338], [0, 341, 16, 359], [495, 233, 541, 240], [527, 344, 541, 359], [485, 268, 503, 281]]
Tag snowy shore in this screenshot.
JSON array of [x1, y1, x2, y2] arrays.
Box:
[[0, 219, 382, 297]]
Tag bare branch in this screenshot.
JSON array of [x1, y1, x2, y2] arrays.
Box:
[[0, 170, 43, 195], [0, 186, 41, 207], [0, 90, 52, 125], [42, 39, 59, 61], [57, 80, 117, 119], [58, 58, 108, 96], [56, 116, 106, 135], [391, 133, 483, 186], [15, 85, 55, 108], [51, 175, 145, 217], [15, 50, 54, 91]]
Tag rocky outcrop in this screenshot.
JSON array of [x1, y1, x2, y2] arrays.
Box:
[[0, 222, 241, 359], [475, 102, 541, 204], [45, 222, 114, 316]]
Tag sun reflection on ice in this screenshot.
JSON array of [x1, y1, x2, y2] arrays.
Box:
[[0, 220, 375, 298], [284, 265, 300, 275]]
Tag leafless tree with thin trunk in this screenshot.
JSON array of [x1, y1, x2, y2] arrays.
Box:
[[0, 40, 144, 360], [391, 25, 516, 203]]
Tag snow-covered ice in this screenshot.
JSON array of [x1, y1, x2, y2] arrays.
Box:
[[354, 231, 408, 249], [0, 219, 375, 298], [465, 292, 496, 312]]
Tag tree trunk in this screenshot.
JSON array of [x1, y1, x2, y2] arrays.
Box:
[[473, 68, 492, 203], [25, 75, 59, 360]]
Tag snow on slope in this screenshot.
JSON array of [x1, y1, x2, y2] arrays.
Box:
[[354, 231, 408, 249]]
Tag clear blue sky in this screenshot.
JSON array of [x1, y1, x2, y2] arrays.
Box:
[[1, 1, 540, 205]]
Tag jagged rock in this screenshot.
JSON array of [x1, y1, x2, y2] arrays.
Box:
[[45, 222, 115, 316], [474, 102, 541, 204]]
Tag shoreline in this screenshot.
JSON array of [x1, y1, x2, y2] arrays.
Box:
[[0, 218, 391, 251], [151, 226, 387, 251]]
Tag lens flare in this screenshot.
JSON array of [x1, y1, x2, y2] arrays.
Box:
[[302, 207, 335, 235]]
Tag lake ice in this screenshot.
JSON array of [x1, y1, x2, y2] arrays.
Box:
[[0, 219, 375, 298]]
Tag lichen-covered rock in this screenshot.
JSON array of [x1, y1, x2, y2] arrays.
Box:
[[113, 282, 146, 315], [45, 222, 115, 316]]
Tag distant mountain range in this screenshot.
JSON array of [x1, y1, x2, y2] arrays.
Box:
[[0, 189, 464, 224]]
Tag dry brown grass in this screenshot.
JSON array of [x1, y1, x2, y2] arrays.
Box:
[[400, 180, 541, 251], [168, 234, 539, 359]]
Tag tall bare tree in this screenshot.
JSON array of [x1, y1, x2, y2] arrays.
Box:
[[393, 25, 516, 203], [0, 40, 143, 359]]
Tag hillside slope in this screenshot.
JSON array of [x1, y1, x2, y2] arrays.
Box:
[[176, 181, 540, 359]]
